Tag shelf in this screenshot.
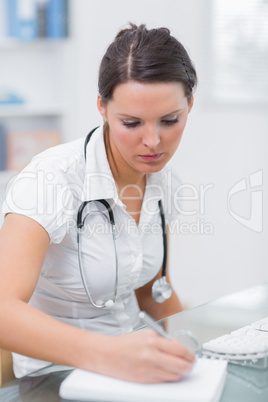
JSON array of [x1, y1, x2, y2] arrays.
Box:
[[0, 37, 69, 50], [0, 103, 66, 117]]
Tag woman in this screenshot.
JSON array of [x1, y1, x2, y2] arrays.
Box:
[[0, 24, 197, 383]]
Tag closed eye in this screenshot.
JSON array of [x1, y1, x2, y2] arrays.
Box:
[[161, 118, 178, 126], [122, 117, 179, 129], [122, 121, 140, 128]]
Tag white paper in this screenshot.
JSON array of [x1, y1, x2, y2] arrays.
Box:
[[59, 358, 227, 402]]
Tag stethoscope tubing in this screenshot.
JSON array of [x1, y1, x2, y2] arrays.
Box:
[[77, 127, 169, 308], [158, 199, 167, 278]]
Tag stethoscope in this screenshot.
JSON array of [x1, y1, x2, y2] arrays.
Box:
[[77, 127, 172, 308]]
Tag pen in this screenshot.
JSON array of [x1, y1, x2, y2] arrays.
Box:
[[139, 311, 199, 352], [139, 311, 171, 339]]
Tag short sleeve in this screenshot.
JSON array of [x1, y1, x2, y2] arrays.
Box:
[[2, 158, 78, 244]]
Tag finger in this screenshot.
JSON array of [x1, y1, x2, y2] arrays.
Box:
[[155, 349, 194, 376], [148, 366, 186, 383], [143, 337, 195, 378], [157, 336, 196, 363]]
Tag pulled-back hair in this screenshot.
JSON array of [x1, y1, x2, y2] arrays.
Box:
[[98, 23, 197, 105]]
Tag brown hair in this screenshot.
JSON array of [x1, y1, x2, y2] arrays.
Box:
[[98, 23, 197, 105]]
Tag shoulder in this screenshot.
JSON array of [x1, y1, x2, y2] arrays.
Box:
[[2, 137, 88, 243], [31, 137, 85, 175], [17, 137, 88, 191]]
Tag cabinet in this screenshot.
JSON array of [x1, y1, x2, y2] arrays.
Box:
[[0, 1, 75, 224], [1, 37, 72, 165]]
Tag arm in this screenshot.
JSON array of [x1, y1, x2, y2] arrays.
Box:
[[0, 213, 97, 368], [135, 226, 183, 321], [0, 214, 194, 383]]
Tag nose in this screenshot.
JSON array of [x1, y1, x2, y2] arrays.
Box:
[[142, 125, 160, 150]]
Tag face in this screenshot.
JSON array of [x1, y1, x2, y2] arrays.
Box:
[[97, 81, 193, 178]]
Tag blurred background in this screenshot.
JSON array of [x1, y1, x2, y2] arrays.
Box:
[[0, 0, 267, 308]]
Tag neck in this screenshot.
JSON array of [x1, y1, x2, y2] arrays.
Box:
[[113, 165, 145, 189], [107, 147, 146, 225], [110, 156, 146, 197], [104, 127, 146, 190]]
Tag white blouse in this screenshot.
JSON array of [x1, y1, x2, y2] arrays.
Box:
[[2, 125, 181, 377]]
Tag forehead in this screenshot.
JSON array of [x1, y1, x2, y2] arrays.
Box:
[[107, 81, 187, 118]]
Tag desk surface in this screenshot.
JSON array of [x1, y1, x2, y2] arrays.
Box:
[[1, 283, 268, 402]]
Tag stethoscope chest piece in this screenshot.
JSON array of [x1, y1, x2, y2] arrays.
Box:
[[152, 276, 172, 303]]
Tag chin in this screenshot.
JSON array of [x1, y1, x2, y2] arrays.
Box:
[[138, 163, 166, 174]]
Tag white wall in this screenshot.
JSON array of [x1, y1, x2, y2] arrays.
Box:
[[171, 105, 268, 306], [68, 0, 268, 307]]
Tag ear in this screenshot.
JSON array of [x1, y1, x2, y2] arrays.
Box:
[[188, 94, 194, 113], [97, 94, 107, 119]]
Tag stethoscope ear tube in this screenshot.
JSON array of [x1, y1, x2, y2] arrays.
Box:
[[77, 199, 118, 309], [77, 201, 90, 229], [83, 126, 99, 160], [77, 200, 115, 229], [77, 225, 117, 309], [158, 199, 167, 278], [77, 228, 103, 308]]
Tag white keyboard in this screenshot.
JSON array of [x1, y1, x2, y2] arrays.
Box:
[[202, 317, 268, 369]]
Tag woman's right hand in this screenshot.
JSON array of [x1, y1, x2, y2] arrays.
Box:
[[84, 329, 195, 384]]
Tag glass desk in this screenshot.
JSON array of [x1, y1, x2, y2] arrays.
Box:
[[1, 283, 268, 402]]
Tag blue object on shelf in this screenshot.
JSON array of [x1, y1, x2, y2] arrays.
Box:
[[47, 0, 68, 39], [17, 0, 38, 40], [5, 0, 38, 40], [5, 0, 68, 40], [0, 90, 25, 105], [5, 0, 19, 38], [37, 0, 48, 38]]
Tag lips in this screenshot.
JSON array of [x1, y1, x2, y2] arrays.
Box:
[[139, 153, 163, 162]]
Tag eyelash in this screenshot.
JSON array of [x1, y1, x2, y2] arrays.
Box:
[[122, 118, 178, 128], [162, 118, 178, 126]]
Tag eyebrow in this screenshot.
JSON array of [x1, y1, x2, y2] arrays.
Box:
[[162, 109, 183, 118], [117, 109, 183, 120]]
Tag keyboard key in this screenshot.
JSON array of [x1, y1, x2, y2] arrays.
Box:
[[202, 316, 268, 365]]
